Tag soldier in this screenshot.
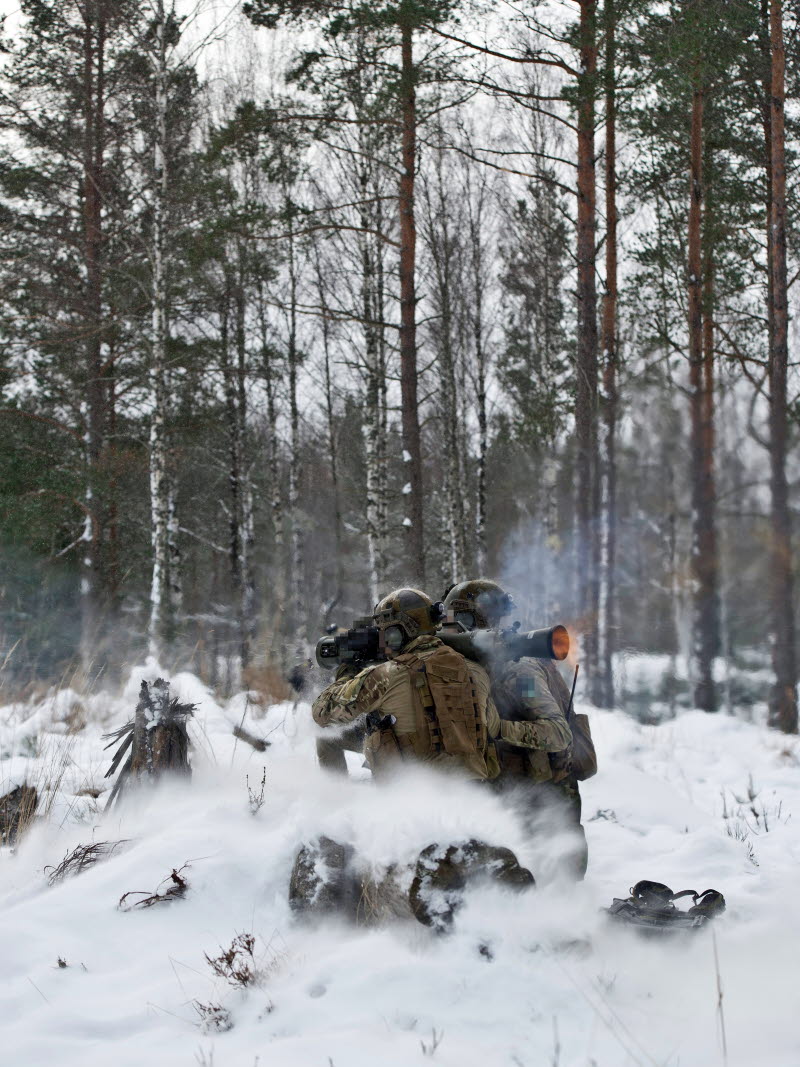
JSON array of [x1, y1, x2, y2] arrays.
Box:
[[442, 579, 590, 881], [312, 587, 565, 781]]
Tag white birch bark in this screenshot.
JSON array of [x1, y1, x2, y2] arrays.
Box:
[[79, 443, 96, 670], [463, 164, 492, 575], [374, 202, 389, 588], [148, 0, 170, 661], [360, 180, 383, 604], [423, 154, 467, 584], [475, 347, 488, 575]]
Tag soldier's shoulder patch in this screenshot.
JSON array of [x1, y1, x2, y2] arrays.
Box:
[[504, 659, 546, 700]]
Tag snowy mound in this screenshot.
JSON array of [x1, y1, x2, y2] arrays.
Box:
[[1, 667, 798, 1067]]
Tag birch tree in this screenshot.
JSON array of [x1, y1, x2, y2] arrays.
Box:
[[421, 142, 468, 584], [245, 0, 472, 589], [596, 0, 619, 708], [146, 0, 175, 660]]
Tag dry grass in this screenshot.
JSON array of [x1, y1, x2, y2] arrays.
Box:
[[246, 768, 267, 815], [45, 840, 129, 886], [0, 783, 38, 845], [35, 731, 79, 820], [194, 1001, 234, 1034], [205, 933, 258, 988], [118, 865, 190, 911], [240, 661, 292, 711]]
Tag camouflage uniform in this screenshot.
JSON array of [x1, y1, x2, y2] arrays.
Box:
[[492, 656, 588, 880], [312, 634, 567, 782]]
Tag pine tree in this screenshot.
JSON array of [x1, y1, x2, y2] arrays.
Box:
[[765, 0, 798, 733], [0, 0, 143, 667], [245, 1, 470, 587], [627, 0, 761, 711]]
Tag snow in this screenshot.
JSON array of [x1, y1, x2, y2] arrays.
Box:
[[1, 668, 800, 1066]]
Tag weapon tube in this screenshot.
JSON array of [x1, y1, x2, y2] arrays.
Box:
[[315, 618, 381, 670], [438, 624, 570, 665], [316, 620, 570, 671]]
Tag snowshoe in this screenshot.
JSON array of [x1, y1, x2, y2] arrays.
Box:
[[605, 880, 726, 933]]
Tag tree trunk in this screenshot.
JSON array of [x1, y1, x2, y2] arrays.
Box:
[[315, 253, 345, 618], [148, 0, 169, 662], [542, 455, 562, 620], [466, 176, 489, 575], [234, 266, 255, 669], [220, 287, 243, 639], [360, 173, 384, 604], [167, 478, 182, 618], [595, 0, 617, 709], [664, 423, 681, 718], [687, 74, 719, 712], [767, 0, 798, 733], [258, 280, 286, 651], [426, 154, 466, 585], [286, 198, 306, 652], [375, 191, 389, 590], [398, 21, 425, 586], [575, 0, 599, 680], [80, 0, 108, 668]]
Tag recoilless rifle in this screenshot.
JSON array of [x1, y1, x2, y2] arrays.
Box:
[[315, 619, 570, 671]]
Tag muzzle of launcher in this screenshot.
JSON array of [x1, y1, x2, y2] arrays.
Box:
[[439, 624, 570, 665]]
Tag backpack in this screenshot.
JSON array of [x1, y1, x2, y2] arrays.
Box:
[[539, 660, 597, 782], [365, 642, 492, 780]]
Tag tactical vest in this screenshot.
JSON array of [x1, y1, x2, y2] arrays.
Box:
[[364, 642, 494, 780]]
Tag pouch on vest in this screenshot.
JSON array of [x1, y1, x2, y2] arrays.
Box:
[[424, 648, 486, 756], [401, 645, 489, 774], [364, 717, 403, 774]]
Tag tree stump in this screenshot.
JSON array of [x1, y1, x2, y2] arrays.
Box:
[[103, 678, 195, 806], [0, 784, 38, 845]]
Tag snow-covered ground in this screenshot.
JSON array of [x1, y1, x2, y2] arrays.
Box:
[[1, 662, 798, 1067]]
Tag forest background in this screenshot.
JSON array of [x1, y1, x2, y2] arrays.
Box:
[[1, 0, 798, 734]]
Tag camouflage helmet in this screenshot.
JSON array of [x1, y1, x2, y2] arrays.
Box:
[[373, 587, 443, 652], [443, 579, 514, 630]]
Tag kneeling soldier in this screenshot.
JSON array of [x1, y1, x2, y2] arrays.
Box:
[[443, 579, 590, 880], [312, 587, 565, 781]]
